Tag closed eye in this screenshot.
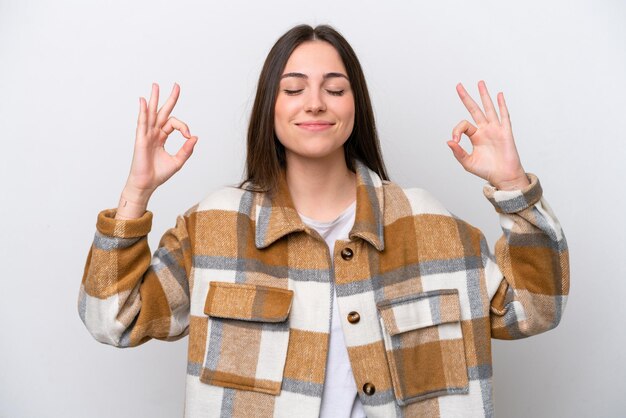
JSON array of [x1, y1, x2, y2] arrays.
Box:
[[326, 90, 344, 96], [283, 89, 303, 95]]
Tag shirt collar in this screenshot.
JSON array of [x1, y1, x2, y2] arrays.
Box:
[[254, 159, 385, 251]]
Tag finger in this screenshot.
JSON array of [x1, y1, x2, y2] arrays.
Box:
[[173, 136, 198, 168], [478, 80, 499, 123], [497, 92, 512, 130], [156, 83, 181, 128], [452, 120, 478, 143], [456, 83, 487, 125], [137, 96, 147, 137], [447, 140, 471, 169], [161, 117, 191, 137], [147, 83, 160, 127]]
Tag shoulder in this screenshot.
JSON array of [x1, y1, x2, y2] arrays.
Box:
[[184, 185, 254, 217], [180, 186, 258, 240], [382, 180, 484, 237], [176, 186, 254, 218], [382, 180, 452, 217]]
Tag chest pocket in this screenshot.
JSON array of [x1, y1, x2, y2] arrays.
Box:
[[377, 288, 469, 406], [200, 281, 293, 395]]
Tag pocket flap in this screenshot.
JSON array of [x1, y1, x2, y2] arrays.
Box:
[[377, 289, 461, 336], [204, 281, 294, 322]]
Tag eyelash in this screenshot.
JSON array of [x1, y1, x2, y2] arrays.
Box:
[[283, 89, 345, 96]]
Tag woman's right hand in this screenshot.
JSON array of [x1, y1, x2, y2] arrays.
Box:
[[116, 82, 198, 219]]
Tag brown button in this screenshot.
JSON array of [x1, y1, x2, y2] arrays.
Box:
[[363, 382, 376, 396], [347, 311, 360, 324], [341, 247, 353, 260]]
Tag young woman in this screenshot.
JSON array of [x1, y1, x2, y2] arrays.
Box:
[[78, 24, 569, 418]]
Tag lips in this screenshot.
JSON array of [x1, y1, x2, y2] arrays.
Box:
[[295, 121, 335, 131]]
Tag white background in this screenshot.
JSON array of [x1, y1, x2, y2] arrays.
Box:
[[1, 0, 624, 416]]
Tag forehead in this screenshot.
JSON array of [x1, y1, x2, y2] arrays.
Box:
[[282, 40, 347, 75]]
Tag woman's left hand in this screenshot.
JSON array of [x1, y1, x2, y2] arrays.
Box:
[[447, 80, 530, 191]]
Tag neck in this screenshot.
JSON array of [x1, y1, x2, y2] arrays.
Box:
[[285, 151, 357, 222]]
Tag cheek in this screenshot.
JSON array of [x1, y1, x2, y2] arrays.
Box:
[[274, 98, 298, 126], [341, 99, 356, 130], [274, 99, 293, 142]]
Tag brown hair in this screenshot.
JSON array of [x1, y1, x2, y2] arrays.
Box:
[[239, 24, 389, 193]]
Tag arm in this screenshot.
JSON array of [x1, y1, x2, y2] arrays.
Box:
[[78, 208, 193, 347], [481, 174, 569, 339], [446, 80, 569, 338], [78, 82, 199, 347]]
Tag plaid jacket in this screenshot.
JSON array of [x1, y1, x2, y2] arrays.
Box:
[[78, 159, 569, 417]]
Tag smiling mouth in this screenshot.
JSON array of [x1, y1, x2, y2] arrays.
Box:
[[296, 121, 335, 131]]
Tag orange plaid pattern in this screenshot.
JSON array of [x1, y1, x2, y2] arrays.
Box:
[[78, 160, 569, 417]]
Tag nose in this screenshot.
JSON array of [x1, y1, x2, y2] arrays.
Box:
[[304, 89, 326, 113]]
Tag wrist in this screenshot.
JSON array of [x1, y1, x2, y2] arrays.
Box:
[[492, 173, 530, 191], [121, 183, 154, 205], [116, 187, 152, 220]]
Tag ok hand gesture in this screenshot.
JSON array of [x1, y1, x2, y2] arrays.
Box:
[[117, 83, 198, 219], [447, 80, 530, 191]]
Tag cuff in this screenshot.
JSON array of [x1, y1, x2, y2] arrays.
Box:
[[96, 208, 153, 238], [483, 173, 542, 214]]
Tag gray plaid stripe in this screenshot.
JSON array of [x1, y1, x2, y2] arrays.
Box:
[[118, 315, 137, 347], [335, 257, 483, 298], [466, 267, 484, 320], [531, 206, 563, 244], [358, 387, 395, 406], [468, 364, 492, 380], [255, 194, 273, 249], [419, 257, 482, 275], [93, 231, 141, 250], [187, 361, 201, 376], [478, 376, 495, 417], [204, 318, 223, 370], [501, 299, 525, 339], [220, 389, 235, 418], [508, 231, 562, 250], [153, 247, 190, 298], [491, 194, 529, 213], [281, 378, 323, 397], [236, 191, 255, 284], [429, 292, 442, 325], [194, 255, 332, 283]]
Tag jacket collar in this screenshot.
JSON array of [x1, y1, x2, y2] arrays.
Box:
[[254, 159, 385, 251]]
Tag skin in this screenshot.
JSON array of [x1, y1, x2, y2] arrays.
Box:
[[115, 46, 529, 220], [448, 80, 530, 191], [116, 82, 198, 219], [274, 41, 357, 221]]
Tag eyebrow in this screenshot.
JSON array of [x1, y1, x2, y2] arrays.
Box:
[[280, 72, 349, 80]]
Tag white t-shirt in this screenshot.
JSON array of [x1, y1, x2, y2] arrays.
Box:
[[298, 200, 366, 418]]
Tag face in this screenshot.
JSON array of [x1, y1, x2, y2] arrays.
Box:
[[274, 40, 355, 164]]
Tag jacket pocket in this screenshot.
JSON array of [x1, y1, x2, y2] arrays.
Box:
[[200, 281, 294, 395], [376, 288, 469, 406]]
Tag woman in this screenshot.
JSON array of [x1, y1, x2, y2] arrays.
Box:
[[78, 24, 569, 418]]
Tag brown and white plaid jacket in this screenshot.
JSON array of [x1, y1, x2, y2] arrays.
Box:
[[78, 159, 569, 417]]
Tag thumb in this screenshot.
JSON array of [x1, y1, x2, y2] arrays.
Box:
[[447, 140, 471, 169], [173, 136, 198, 167]]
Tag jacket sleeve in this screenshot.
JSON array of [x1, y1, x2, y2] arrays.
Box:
[[480, 173, 569, 339], [77, 208, 192, 347]]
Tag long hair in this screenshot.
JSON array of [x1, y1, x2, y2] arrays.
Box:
[[239, 24, 389, 193]]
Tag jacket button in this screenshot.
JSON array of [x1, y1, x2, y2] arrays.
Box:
[[341, 247, 353, 260], [347, 311, 360, 324], [363, 382, 376, 396]]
